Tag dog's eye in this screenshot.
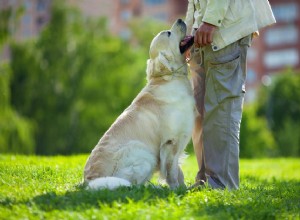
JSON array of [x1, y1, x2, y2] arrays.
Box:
[[167, 31, 171, 37]]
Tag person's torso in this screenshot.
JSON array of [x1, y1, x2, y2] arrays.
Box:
[[192, 0, 275, 50]]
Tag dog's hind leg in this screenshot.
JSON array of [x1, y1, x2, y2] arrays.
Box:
[[114, 141, 157, 185], [160, 139, 184, 189]]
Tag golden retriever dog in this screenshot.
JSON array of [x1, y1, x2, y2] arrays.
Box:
[[84, 19, 195, 190]]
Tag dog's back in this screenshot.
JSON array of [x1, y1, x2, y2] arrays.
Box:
[[84, 77, 194, 186], [84, 89, 163, 182]]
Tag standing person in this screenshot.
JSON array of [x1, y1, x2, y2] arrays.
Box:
[[185, 0, 276, 189]]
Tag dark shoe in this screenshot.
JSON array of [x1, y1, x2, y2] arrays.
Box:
[[195, 170, 207, 183], [188, 179, 206, 190], [188, 170, 207, 190]]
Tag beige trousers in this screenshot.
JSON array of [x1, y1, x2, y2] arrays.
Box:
[[190, 35, 251, 190]]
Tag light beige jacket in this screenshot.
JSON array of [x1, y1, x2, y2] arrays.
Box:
[[185, 0, 276, 51]]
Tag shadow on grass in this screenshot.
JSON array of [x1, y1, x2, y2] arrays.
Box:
[[4, 176, 299, 217], [31, 184, 187, 211], [190, 176, 300, 219]]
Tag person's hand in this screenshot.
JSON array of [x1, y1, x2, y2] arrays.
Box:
[[194, 22, 217, 48]]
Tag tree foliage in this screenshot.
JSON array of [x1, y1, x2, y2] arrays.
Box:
[[240, 104, 276, 158], [265, 71, 300, 156], [0, 6, 35, 154], [240, 70, 300, 158], [0, 63, 35, 154], [8, 3, 147, 154], [255, 70, 300, 157], [0, 7, 12, 45]]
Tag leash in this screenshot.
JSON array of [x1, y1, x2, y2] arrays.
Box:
[[174, 44, 198, 72], [186, 44, 197, 64]]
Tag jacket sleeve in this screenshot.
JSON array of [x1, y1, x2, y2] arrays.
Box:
[[185, 0, 195, 34], [202, 0, 230, 27]]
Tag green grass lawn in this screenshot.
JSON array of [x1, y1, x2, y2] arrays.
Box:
[[0, 154, 299, 220]]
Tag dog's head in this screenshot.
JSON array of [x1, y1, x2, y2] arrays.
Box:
[[146, 19, 194, 80]]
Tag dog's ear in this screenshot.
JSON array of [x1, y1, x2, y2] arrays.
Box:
[[146, 52, 175, 80], [146, 52, 171, 76], [158, 52, 173, 72], [146, 59, 154, 77]]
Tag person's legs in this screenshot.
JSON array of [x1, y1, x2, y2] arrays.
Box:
[[201, 36, 251, 189], [189, 47, 207, 185]]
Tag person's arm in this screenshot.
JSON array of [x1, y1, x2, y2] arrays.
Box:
[[194, 0, 230, 47], [185, 0, 195, 35], [202, 0, 230, 27]]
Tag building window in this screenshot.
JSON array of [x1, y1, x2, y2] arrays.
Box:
[[37, 0, 47, 11], [120, 10, 132, 21], [272, 3, 298, 23], [144, 0, 166, 5], [246, 68, 257, 84], [264, 49, 299, 69], [24, 0, 32, 10], [22, 14, 32, 26], [36, 16, 45, 27], [247, 47, 258, 62], [120, 0, 130, 5], [22, 13, 32, 38], [264, 25, 298, 47]]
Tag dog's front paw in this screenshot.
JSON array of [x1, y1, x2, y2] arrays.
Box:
[[170, 183, 187, 191], [169, 182, 178, 190]]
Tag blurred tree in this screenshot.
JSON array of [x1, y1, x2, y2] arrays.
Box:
[[0, 5, 24, 46], [240, 105, 276, 158], [0, 64, 35, 154], [9, 2, 147, 154], [266, 71, 300, 156], [71, 19, 147, 154], [256, 70, 300, 157], [0, 7, 12, 45], [0, 7, 35, 154]]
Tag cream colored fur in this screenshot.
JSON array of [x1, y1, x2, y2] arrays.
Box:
[[84, 19, 195, 190]]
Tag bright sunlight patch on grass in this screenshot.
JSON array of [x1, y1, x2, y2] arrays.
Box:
[[0, 154, 299, 219]]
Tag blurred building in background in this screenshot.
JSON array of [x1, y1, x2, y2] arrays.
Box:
[[1, 0, 299, 102], [71, 0, 187, 39], [0, 0, 52, 61], [0, 0, 51, 41], [246, 0, 300, 101]]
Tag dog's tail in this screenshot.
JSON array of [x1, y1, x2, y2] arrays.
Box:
[[86, 177, 131, 190]]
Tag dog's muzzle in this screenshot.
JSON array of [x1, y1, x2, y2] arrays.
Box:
[[180, 36, 194, 54]]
